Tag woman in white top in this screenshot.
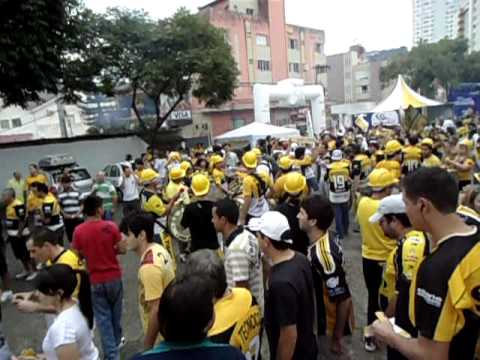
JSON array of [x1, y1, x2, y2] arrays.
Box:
[[36, 264, 99, 360]]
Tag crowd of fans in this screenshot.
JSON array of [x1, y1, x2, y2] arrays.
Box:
[[0, 117, 480, 360]]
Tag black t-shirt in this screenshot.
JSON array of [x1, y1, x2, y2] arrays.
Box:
[[265, 252, 317, 360], [181, 200, 219, 252], [308, 231, 352, 336], [275, 200, 310, 255], [412, 227, 480, 360]]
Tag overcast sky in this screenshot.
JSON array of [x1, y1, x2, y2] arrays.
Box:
[[85, 0, 412, 55]]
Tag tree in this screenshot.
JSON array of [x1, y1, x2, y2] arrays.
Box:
[[0, 0, 102, 106], [381, 38, 480, 97], [95, 8, 239, 145]]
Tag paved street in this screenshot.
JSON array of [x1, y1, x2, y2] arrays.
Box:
[[2, 214, 386, 359]]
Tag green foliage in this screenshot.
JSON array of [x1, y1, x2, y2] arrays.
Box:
[[0, 0, 101, 106], [0, 2, 238, 145], [381, 38, 480, 97], [94, 7, 239, 143]]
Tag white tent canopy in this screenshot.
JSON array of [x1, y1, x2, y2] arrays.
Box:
[[372, 75, 443, 113], [215, 122, 300, 146]]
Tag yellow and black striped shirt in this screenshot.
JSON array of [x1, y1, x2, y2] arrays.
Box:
[[308, 231, 353, 336], [409, 226, 480, 359]]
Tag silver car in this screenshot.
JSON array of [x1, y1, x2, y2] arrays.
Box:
[[46, 167, 94, 200], [103, 162, 132, 201], [39, 154, 93, 199]]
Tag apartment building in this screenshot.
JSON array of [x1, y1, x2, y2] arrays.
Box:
[[192, 0, 328, 136], [413, 0, 460, 45], [327, 45, 407, 105]]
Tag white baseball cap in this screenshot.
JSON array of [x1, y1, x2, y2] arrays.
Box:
[[256, 164, 271, 176], [369, 194, 406, 223], [331, 149, 343, 161], [248, 211, 293, 244]]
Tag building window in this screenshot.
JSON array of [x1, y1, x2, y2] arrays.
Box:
[[11, 118, 21, 128], [289, 38, 299, 50], [315, 65, 329, 74], [355, 71, 369, 81], [315, 43, 323, 53], [256, 35, 269, 46], [257, 60, 271, 71], [233, 118, 245, 129], [361, 85, 369, 94], [289, 62, 300, 73], [0, 120, 9, 129], [246, 8, 254, 16]]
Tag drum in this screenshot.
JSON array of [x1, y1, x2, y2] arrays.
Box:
[[228, 177, 243, 197], [167, 204, 191, 243]]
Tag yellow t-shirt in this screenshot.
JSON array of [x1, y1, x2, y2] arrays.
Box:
[[27, 192, 43, 229], [138, 244, 175, 341], [357, 197, 396, 261], [422, 155, 442, 167], [257, 170, 273, 188], [26, 174, 48, 189], [41, 193, 63, 230], [48, 249, 85, 298], [402, 146, 422, 173], [273, 174, 288, 200], [209, 288, 262, 360], [380, 230, 426, 301], [294, 155, 313, 168], [380, 249, 397, 301], [212, 168, 226, 186], [457, 158, 475, 181], [135, 169, 145, 181], [5, 199, 28, 237], [243, 175, 262, 198]]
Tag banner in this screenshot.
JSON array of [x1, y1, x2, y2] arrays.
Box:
[[371, 111, 400, 127], [354, 115, 369, 133]]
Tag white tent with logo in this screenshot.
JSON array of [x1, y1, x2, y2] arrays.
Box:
[[215, 121, 300, 147], [372, 75, 443, 113]]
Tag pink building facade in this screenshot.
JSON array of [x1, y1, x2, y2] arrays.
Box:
[[186, 0, 327, 138]]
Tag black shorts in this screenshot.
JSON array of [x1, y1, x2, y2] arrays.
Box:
[[8, 236, 30, 262]]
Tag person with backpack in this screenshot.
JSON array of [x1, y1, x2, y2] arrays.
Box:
[[239, 151, 270, 225]]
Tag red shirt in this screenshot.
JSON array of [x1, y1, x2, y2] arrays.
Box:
[[73, 220, 122, 284]]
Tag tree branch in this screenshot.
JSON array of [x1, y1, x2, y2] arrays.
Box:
[[156, 95, 183, 130], [131, 83, 147, 133]]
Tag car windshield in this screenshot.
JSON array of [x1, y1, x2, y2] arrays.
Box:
[[53, 169, 91, 183]]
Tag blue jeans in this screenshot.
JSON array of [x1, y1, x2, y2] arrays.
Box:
[[334, 202, 350, 239], [91, 278, 123, 360], [307, 177, 319, 192], [103, 210, 114, 221]]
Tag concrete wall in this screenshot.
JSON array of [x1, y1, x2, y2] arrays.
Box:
[[0, 135, 147, 188], [327, 54, 346, 104]]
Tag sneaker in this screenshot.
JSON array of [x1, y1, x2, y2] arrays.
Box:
[[26, 272, 38, 281], [0, 290, 13, 303], [15, 270, 30, 279], [364, 336, 377, 352], [118, 336, 126, 350]]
